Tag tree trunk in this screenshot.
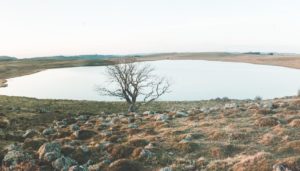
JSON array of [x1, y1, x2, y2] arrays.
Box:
[[128, 103, 137, 112]]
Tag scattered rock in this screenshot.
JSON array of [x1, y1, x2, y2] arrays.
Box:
[[155, 114, 169, 122], [55, 120, 68, 128], [42, 127, 55, 136], [4, 97, 300, 170], [38, 142, 61, 162], [52, 156, 77, 170], [23, 138, 47, 150], [22, 129, 40, 138], [175, 111, 188, 117], [76, 115, 89, 122], [73, 130, 97, 140], [273, 156, 300, 171], [137, 149, 153, 159], [68, 146, 91, 164], [128, 123, 138, 129], [69, 165, 88, 171], [143, 111, 155, 115], [128, 139, 149, 147], [107, 159, 144, 171], [224, 103, 237, 109], [108, 144, 134, 159], [1, 144, 33, 169], [159, 166, 173, 171], [70, 124, 80, 131]]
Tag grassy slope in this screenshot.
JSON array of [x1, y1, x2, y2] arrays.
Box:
[[2, 95, 300, 170], [0, 59, 114, 80], [0, 95, 230, 150]]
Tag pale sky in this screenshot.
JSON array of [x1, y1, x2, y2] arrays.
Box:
[[0, 0, 300, 58]]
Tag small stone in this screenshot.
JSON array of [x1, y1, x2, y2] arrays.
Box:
[[138, 149, 153, 159], [23, 138, 47, 150], [73, 130, 97, 140], [5, 143, 22, 151], [76, 115, 89, 121], [69, 165, 88, 171], [70, 124, 80, 131], [155, 114, 169, 122], [224, 103, 238, 109], [143, 111, 155, 115], [159, 166, 173, 171], [38, 142, 61, 162], [42, 127, 55, 136], [175, 111, 188, 117], [145, 142, 156, 150], [273, 164, 288, 171], [80, 145, 89, 153], [52, 156, 77, 171], [108, 159, 144, 171], [180, 134, 193, 143], [128, 123, 138, 129], [196, 157, 206, 166], [54, 119, 68, 128], [128, 117, 135, 123], [23, 129, 40, 138]]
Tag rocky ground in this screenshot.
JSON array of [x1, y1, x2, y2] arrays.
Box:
[[2, 97, 300, 170]]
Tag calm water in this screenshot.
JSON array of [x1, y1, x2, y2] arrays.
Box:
[[1, 60, 300, 101]]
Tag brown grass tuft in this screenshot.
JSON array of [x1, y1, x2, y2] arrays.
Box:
[[232, 152, 272, 171], [255, 117, 279, 127]]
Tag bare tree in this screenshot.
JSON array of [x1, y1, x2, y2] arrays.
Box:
[[97, 58, 170, 112]]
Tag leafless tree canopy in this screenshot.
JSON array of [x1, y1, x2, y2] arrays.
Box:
[[97, 58, 170, 112]]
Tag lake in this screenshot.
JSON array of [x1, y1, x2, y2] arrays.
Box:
[[1, 60, 300, 101]]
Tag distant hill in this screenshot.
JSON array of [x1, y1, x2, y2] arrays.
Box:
[[0, 56, 17, 61], [27, 54, 120, 61]]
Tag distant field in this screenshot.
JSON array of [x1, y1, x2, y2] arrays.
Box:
[[0, 58, 114, 87], [136, 52, 300, 69]]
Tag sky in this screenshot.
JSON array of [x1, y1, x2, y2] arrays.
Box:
[[0, 0, 300, 58]]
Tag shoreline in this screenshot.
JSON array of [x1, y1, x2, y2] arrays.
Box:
[[0, 79, 7, 87], [1, 54, 300, 88]]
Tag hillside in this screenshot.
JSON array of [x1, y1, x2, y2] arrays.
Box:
[[0, 56, 17, 61], [28, 54, 119, 61], [1, 95, 300, 170]]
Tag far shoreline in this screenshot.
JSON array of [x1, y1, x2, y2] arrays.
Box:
[[1, 53, 300, 88]]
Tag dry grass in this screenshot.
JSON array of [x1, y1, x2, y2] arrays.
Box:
[[2, 96, 300, 170]]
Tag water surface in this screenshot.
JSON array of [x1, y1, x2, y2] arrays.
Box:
[[1, 60, 300, 101]]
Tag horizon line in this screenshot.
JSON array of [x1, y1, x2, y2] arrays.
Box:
[[2, 51, 300, 59]]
